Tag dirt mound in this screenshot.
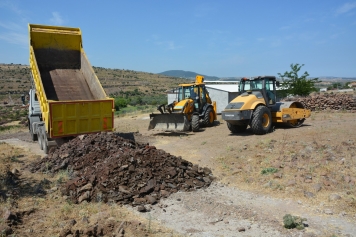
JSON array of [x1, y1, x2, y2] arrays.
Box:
[[29, 132, 213, 206]]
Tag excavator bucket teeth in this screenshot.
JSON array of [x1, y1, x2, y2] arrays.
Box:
[[148, 114, 191, 131]]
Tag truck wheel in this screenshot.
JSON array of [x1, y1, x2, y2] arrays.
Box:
[[192, 114, 200, 132], [203, 107, 214, 127], [29, 124, 38, 141], [40, 128, 49, 154], [251, 106, 272, 135], [42, 138, 49, 154], [227, 122, 247, 133], [38, 129, 43, 150]]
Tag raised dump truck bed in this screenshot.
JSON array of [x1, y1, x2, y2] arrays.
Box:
[[28, 24, 114, 153]]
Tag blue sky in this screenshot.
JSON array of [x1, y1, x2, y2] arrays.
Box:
[[0, 0, 355, 77]]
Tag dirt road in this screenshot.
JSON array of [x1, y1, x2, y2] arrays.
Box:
[[117, 112, 356, 236]]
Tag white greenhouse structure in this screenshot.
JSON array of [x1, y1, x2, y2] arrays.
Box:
[[167, 84, 240, 114]]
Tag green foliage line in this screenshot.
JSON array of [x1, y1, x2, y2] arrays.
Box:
[[278, 63, 319, 97]]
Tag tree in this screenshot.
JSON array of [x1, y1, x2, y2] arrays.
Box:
[[277, 64, 319, 97], [332, 82, 342, 89], [114, 97, 128, 111]]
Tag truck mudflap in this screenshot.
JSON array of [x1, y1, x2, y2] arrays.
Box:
[[148, 113, 191, 131]]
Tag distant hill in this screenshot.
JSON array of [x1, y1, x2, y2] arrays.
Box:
[[158, 70, 220, 81], [318, 76, 356, 81], [0, 64, 190, 103]]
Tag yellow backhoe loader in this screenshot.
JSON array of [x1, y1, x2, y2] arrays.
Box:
[[221, 76, 311, 135], [149, 75, 217, 132]]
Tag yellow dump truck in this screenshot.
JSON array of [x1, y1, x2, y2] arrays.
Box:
[[28, 24, 114, 153]]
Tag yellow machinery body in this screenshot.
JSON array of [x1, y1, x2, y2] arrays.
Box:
[[221, 76, 311, 135], [149, 75, 217, 132], [226, 94, 311, 125], [29, 24, 114, 139]]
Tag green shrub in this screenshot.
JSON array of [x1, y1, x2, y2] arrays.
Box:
[[261, 167, 278, 175], [283, 214, 306, 230], [114, 97, 128, 110]]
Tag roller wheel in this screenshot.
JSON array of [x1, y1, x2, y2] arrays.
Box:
[[191, 114, 200, 132], [286, 118, 305, 128], [227, 122, 247, 133], [285, 102, 306, 128], [251, 106, 272, 135], [203, 107, 214, 127]]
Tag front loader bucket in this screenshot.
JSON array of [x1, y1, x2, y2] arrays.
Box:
[[148, 113, 191, 131]]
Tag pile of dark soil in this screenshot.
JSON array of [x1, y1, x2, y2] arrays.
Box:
[[29, 132, 213, 206]]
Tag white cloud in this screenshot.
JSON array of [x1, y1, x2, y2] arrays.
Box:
[[0, 21, 23, 32], [298, 31, 319, 41], [156, 40, 181, 50], [279, 25, 291, 30], [271, 39, 282, 47], [167, 41, 176, 50], [315, 40, 327, 45], [217, 54, 245, 67], [0, 1, 23, 15], [336, 2, 356, 15], [50, 12, 64, 25], [194, 4, 216, 18], [147, 35, 181, 50], [0, 32, 27, 47]]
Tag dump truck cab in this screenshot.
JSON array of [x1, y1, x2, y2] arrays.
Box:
[[149, 75, 217, 132]]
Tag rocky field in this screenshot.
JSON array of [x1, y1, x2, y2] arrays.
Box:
[[0, 95, 356, 236]]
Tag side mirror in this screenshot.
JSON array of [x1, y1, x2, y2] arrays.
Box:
[[276, 81, 280, 87]]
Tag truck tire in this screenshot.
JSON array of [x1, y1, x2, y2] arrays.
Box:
[[227, 122, 247, 133], [192, 114, 200, 132], [40, 127, 49, 154], [203, 107, 214, 127], [29, 122, 38, 141], [38, 128, 43, 150], [251, 106, 272, 135]]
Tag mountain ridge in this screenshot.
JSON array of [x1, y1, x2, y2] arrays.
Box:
[[158, 70, 220, 81]]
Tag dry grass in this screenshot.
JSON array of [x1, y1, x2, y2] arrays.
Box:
[[0, 142, 180, 236], [214, 115, 356, 216]]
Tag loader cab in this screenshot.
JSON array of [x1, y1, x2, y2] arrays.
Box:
[[178, 84, 210, 112], [239, 76, 278, 107]]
